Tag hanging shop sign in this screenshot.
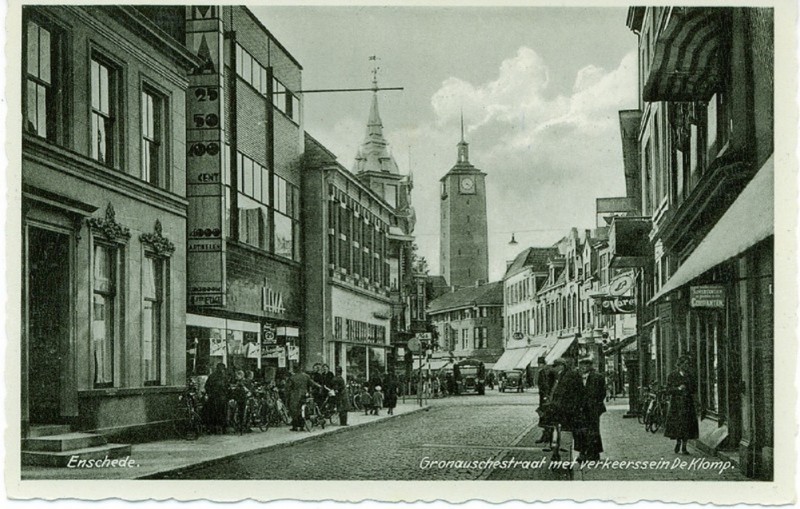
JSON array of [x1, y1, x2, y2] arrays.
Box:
[[597, 295, 636, 314], [186, 7, 227, 308], [608, 273, 635, 296], [690, 285, 726, 308]]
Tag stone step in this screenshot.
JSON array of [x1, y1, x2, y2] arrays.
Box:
[[22, 443, 133, 468], [27, 425, 72, 438], [23, 432, 107, 452]]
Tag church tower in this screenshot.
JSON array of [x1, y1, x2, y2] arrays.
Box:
[[440, 116, 489, 288]]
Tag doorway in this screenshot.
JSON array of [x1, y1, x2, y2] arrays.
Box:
[[27, 226, 70, 424]]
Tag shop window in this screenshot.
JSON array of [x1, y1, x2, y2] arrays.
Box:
[[91, 55, 119, 167], [92, 243, 118, 387], [274, 212, 293, 259], [142, 255, 164, 385], [141, 88, 166, 187], [25, 18, 60, 140]]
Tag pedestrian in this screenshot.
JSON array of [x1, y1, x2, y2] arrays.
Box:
[[547, 357, 584, 454], [321, 364, 335, 390], [664, 355, 699, 454], [360, 385, 372, 415], [535, 358, 557, 445], [384, 371, 399, 415], [575, 356, 606, 462], [331, 366, 350, 426], [371, 386, 384, 415], [286, 364, 320, 431], [204, 363, 228, 434]]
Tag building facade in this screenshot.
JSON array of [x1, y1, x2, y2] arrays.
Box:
[[428, 282, 504, 365], [21, 6, 198, 438], [439, 121, 489, 288], [616, 6, 774, 479], [176, 6, 306, 380]]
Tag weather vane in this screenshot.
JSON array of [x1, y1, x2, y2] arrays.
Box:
[[369, 55, 381, 89]]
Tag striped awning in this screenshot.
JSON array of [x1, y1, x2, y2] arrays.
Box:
[[493, 348, 527, 372], [643, 7, 724, 102], [514, 346, 548, 370]]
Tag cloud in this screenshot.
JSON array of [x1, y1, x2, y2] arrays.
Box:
[[310, 46, 638, 281]]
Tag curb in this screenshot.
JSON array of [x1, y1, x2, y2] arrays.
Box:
[[138, 405, 431, 479]]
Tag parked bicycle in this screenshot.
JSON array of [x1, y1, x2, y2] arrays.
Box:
[[173, 381, 204, 440], [639, 385, 669, 433]]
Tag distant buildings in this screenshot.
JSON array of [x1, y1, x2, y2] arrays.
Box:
[[428, 282, 504, 365]]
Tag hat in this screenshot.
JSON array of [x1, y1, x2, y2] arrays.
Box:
[[375, 385, 382, 391]]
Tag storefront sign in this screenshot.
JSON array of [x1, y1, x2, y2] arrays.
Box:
[[287, 345, 300, 361], [262, 323, 276, 345], [690, 285, 726, 308], [186, 8, 227, 308], [262, 280, 286, 315], [598, 296, 636, 314], [262, 345, 282, 358], [278, 351, 287, 368]]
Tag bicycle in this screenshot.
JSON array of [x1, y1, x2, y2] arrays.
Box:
[[173, 382, 204, 441], [642, 386, 669, 433], [318, 387, 337, 424], [300, 393, 326, 431], [226, 383, 252, 435]]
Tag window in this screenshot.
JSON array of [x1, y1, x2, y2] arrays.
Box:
[[384, 184, 397, 208], [235, 44, 268, 96], [92, 244, 116, 387], [142, 255, 164, 384], [273, 175, 300, 261], [25, 19, 57, 139], [91, 57, 116, 166], [236, 151, 269, 250], [141, 89, 164, 186], [272, 77, 300, 123]]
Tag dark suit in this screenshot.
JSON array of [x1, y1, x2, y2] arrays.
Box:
[[549, 367, 585, 432], [664, 370, 699, 440], [575, 370, 606, 460], [536, 366, 558, 442]]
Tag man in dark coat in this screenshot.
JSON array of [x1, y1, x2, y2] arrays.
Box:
[[549, 358, 585, 432], [383, 371, 399, 415], [331, 366, 350, 426], [575, 356, 606, 462], [286, 364, 319, 431], [535, 358, 558, 444]]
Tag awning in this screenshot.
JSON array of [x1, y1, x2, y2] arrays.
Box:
[[493, 348, 527, 371], [603, 334, 638, 355], [426, 358, 452, 371], [514, 346, 548, 370], [650, 155, 773, 304], [545, 337, 577, 364]]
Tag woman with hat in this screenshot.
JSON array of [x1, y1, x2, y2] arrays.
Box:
[[664, 355, 699, 454]]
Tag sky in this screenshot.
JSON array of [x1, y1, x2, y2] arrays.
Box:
[[252, 5, 640, 281]]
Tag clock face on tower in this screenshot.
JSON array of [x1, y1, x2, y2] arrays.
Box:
[[460, 176, 476, 194]]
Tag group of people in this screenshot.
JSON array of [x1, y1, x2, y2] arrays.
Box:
[[535, 353, 700, 463], [284, 364, 399, 430]]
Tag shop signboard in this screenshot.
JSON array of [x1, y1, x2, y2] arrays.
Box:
[[598, 295, 636, 314], [186, 7, 227, 308], [209, 333, 225, 356], [277, 351, 287, 368], [287, 345, 300, 361], [690, 285, 726, 308], [262, 323, 276, 345], [262, 345, 282, 358]]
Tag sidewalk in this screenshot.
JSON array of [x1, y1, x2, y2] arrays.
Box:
[[21, 402, 427, 480], [488, 400, 749, 481]]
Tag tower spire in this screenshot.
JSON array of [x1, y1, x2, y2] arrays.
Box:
[[354, 56, 399, 175], [457, 111, 470, 164]]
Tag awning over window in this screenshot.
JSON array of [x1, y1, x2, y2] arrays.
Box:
[[426, 358, 453, 371], [514, 346, 548, 370], [650, 155, 773, 304], [492, 348, 527, 371], [545, 337, 577, 364]]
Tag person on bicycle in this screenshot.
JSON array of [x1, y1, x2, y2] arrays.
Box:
[[664, 355, 699, 454], [576, 356, 606, 462]]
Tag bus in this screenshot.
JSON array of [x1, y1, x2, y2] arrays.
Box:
[[453, 359, 486, 395]]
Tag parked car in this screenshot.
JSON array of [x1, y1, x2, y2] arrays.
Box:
[[499, 370, 524, 393]]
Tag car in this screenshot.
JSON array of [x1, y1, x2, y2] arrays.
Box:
[[499, 370, 524, 393]]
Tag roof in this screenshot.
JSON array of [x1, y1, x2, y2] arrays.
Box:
[[428, 281, 503, 313], [503, 247, 560, 279]]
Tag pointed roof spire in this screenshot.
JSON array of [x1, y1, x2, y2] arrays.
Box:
[[457, 110, 470, 164], [354, 57, 399, 175]]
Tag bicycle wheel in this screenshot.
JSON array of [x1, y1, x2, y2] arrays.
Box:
[[277, 401, 291, 425], [637, 402, 646, 424], [187, 409, 204, 440], [650, 402, 665, 433]]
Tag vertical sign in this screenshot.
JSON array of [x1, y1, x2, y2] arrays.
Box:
[[186, 6, 226, 307]]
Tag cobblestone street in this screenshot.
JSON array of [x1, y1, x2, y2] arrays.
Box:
[[164, 390, 749, 481]]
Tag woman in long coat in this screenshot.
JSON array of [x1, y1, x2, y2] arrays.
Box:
[[664, 356, 699, 454]]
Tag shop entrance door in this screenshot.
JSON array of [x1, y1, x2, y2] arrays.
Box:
[[27, 227, 70, 424]]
